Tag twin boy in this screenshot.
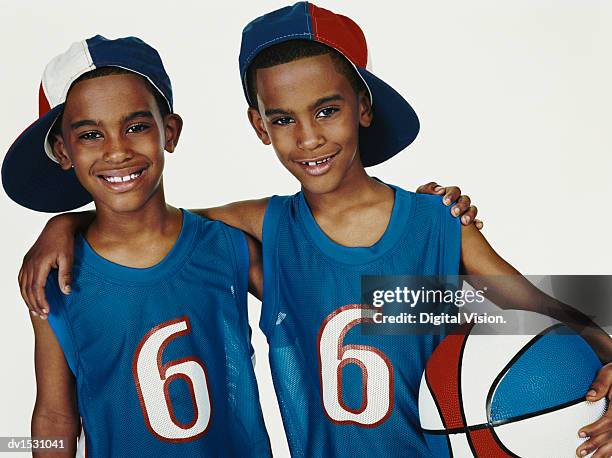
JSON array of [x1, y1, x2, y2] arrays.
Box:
[[4, 3, 611, 457]]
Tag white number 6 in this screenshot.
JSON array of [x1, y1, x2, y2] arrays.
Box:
[[133, 317, 211, 441], [318, 305, 394, 427]]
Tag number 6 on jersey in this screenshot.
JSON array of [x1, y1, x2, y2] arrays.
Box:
[[133, 317, 212, 441], [318, 305, 394, 427]]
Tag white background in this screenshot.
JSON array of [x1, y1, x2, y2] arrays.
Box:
[[0, 1, 610, 456]]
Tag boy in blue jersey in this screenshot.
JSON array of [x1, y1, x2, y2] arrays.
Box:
[[2, 36, 270, 456], [238, 6, 612, 458], [235, 6, 612, 456], [14, 4, 612, 458]]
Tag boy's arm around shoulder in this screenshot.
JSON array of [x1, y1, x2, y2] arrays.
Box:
[[191, 198, 269, 242], [19, 211, 93, 318], [30, 313, 79, 457]]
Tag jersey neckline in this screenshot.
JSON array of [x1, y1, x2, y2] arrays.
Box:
[[297, 183, 414, 265], [75, 208, 199, 284]]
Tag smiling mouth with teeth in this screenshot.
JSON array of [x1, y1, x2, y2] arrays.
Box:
[[299, 153, 338, 166], [101, 170, 144, 183]]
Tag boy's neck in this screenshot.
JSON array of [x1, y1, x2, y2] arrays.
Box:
[[85, 186, 183, 268], [302, 154, 396, 248], [303, 155, 390, 216]]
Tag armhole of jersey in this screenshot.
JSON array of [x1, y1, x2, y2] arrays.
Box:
[[225, 226, 250, 331], [46, 274, 78, 377], [439, 202, 462, 275], [436, 203, 462, 341], [226, 226, 256, 362], [261, 195, 285, 339]]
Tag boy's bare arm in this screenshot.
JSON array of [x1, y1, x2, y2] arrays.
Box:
[[190, 198, 269, 241], [30, 316, 79, 457], [461, 224, 612, 360], [460, 224, 612, 457]]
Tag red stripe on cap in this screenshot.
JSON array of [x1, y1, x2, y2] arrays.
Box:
[[39, 82, 51, 117], [468, 428, 514, 457], [424, 333, 467, 430], [308, 3, 367, 68]]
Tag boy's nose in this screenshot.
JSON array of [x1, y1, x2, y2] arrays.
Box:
[[297, 122, 325, 151], [103, 139, 134, 164]]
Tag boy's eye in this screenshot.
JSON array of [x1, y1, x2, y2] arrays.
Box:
[[79, 131, 102, 141], [126, 123, 150, 134], [316, 107, 339, 119], [272, 117, 294, 126]]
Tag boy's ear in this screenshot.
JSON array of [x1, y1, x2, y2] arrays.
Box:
[[163, 113, 183, 153], [358, 90, 373, 128], [50, 134, 73, 170], [247, 107, 271, 145]]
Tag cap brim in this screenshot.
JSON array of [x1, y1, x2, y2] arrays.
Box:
[[2, 105, 92, 212], [357, 68, 420, 167]]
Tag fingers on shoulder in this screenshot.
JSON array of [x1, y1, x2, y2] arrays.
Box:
[[416, 181, 440, 194]]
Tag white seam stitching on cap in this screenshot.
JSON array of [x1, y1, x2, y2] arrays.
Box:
[[305, 2, 311, 35], [311, 4, 317, 36], [343, 52, 373, 106]]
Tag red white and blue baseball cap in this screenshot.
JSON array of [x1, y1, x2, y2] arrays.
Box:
[[239, 2, 420, 168], [2, 35, 173, 212]]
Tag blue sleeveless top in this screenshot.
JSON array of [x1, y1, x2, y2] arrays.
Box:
[[46, 210, 270, 457], [261, 186, 461, 457]]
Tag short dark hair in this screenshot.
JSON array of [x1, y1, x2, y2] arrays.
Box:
[[51, 66, 171, 137], [245, 40, 367, 108]]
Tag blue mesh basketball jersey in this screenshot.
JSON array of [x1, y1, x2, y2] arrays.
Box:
[[261, 186, 461, 457], [46, 210, 270, 457]]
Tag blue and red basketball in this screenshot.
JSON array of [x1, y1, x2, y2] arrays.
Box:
[[419, 311, 607, 457]]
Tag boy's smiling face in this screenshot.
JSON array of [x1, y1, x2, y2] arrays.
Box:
[[248, 53, 372, 195], [51, 73, 182, 213]]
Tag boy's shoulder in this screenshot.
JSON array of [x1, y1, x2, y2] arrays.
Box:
[[386, 184, 459, 237], [385, 183, 450, 215], [185, 210, 249, 274], [188, 210, 247, 245]]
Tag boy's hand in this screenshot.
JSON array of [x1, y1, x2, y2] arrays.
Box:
[[576, 363, 612, 457], [18, 216, 76, 319], [416, 182, 483, 229]]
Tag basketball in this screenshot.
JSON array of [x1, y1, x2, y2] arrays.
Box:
[[418, 310, 607, 457]]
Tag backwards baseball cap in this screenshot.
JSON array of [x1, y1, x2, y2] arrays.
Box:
[[2, 35, 173, 213], [239, 1, 420, 168]]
